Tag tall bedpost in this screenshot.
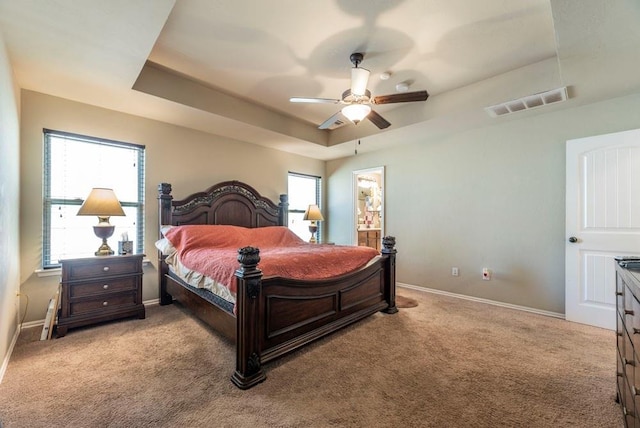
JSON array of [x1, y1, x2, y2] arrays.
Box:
[[279, 194, 289, 226], [381, 236, 398, 314], [231, 246, 266, 389], [158, 183, 173, 305]]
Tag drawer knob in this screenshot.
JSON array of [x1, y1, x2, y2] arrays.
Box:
[[617, 291, 624, 296], [103, 284, 109, 290], [103, 301, 108, 306], [103, 266, 110, 272], [625, 309, 635, 316], [634, 328, 640, 335]]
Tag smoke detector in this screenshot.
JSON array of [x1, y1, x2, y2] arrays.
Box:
[[395, 82, 409, 92], [484, 87, 568, 118]]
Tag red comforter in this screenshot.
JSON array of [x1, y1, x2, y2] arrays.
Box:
[[163, 225, 380, 294]]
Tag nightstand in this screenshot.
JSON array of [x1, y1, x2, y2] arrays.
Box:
[[57, 254, 145, 337]]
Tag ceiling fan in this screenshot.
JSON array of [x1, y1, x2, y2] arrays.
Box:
[[290, 53, 429, 130]]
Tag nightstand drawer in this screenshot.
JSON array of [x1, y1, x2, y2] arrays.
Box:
[[70, 292, 137, 316], [69, 276, 139, 298], [65, 257, 140, 280]]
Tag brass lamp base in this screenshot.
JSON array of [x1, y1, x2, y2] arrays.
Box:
[[308, 222, 318, 243], [93, 224, 115, 256]]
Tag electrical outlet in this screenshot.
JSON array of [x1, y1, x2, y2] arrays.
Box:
[[451, 267, 459, 276]]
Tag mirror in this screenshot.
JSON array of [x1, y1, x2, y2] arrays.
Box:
[[353, 167, 384, 250]]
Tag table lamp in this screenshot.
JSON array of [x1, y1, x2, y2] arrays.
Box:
[[303, 204, 324, 243], [77, 188, 125, 256]]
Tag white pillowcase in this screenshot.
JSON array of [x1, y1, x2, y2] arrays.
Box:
[[155, 225, 177, 258]]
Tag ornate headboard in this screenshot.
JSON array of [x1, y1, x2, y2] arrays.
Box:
[[158, 181, 288, 233]]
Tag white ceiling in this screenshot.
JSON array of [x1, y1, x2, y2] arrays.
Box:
[[1, 0, 640, 160]]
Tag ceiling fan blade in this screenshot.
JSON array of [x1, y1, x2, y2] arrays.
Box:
[[367, 110, 391, 129], [290, 97, 340, 104], [318, 111, 349, 130], [351, 67, 370, 96], [372, 90, 429, 105]]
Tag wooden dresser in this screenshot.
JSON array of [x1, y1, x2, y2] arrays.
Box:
[[57, 254, 145, 337], [616, 261, 640, 426]]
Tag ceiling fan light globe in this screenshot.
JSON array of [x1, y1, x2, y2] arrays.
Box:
[[342, 104, 371, 124]]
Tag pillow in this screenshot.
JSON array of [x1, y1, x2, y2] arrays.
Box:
[[162, 224, 305, 252], [155, 225, 177, 258], [155, 237, 176, 257], [163, 224, 251, 251]]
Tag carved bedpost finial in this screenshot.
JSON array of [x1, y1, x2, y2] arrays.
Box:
[[237, 246, 261, 269], [279, 194, 289, 226], [233, 245, 265, 388], [381, 236, 396, 254], [159, 183, 172, 196], [381, 235, 398, 314]]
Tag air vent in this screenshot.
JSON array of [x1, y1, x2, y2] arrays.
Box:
[[326, 119, 347, 130], [485, 87, 568, 118]]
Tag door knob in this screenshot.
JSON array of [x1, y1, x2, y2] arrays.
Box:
[[568, 236, 578, 243]]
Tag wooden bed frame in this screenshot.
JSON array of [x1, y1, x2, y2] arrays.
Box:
[[158, 180, 398, 389]]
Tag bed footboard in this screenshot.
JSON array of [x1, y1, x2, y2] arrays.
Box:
[[231, 240, 397, 390]]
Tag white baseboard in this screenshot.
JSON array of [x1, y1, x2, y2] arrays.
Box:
[[0, 325, 20, 384], [20, 319, 44, 329], [19, 298, 162, 331], [398, 283, 565, 319]]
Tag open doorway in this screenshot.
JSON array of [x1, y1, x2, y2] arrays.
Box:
[[353, 167, 384, 250]]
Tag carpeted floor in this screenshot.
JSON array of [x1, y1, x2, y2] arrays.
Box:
[[0, 288, 623, 427]]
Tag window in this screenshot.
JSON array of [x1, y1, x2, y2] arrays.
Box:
[[43, 129, 145, 268], [287, 172, 321, 241]]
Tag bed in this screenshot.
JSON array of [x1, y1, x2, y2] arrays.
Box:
[[157, 180, 398, 389]]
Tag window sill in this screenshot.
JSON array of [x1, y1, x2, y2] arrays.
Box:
[[35, 267, 61, 278], [35, 258, 152, 278]]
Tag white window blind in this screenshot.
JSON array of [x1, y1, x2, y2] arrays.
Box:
[[287, 172, 321, 240], [43, 129, 145, 267]]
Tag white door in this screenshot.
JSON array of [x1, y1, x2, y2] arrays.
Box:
[[566, 129, 640, 330]]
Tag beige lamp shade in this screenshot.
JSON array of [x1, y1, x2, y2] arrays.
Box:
[[77, 188, 125, 218], [303, 204, 324, 221], [303, 204, 323, 243], [77, 188, 125, 256]]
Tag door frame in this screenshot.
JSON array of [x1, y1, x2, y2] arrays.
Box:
[[352, 166, 385, 246]]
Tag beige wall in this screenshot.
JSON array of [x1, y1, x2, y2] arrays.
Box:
[[327, 93, 640, 314], [14, 86, 640, 321], [0, 30, 21, 373], [19, 90, 324, 322]]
